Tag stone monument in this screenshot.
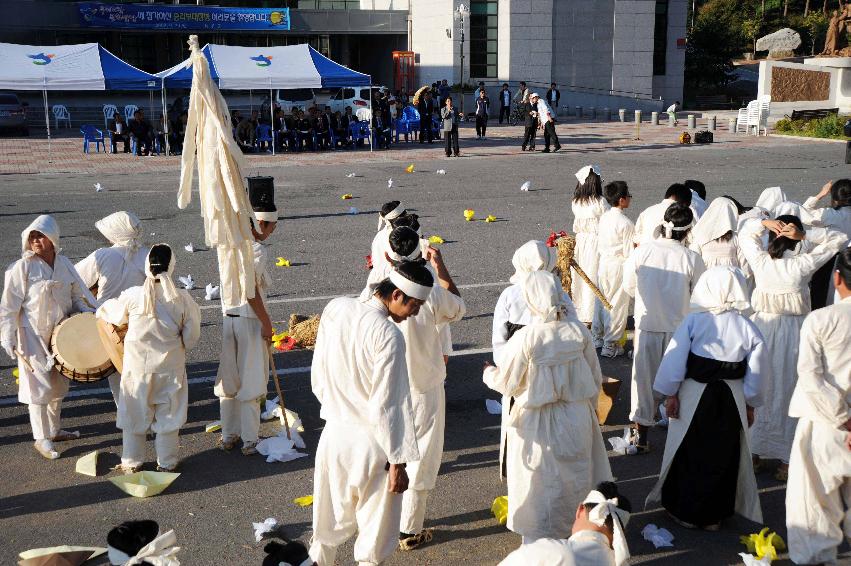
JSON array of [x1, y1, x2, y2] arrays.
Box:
[[756, 27, 802, 59]]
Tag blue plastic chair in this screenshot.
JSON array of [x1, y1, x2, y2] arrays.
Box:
[[81, 125, 106, 154], [349, 120, 371, 147], [256, 124, 274, 151], [394, 106, 421, 143]]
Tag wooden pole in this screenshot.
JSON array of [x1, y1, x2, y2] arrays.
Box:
[[268, 348, 291, 440]]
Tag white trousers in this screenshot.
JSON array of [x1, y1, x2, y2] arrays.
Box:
[[220, 396, 262, 444], [28, 400, 61, 441], [596, 261, 630, 346], [629, 329, 672, 427], [216, 316, 268, 443], [400, 489, 430, 535], [107, 373, 121, 408], [122, 429, 180, 469], [309, 422, 402, 566], [787, 419, 851, 565]]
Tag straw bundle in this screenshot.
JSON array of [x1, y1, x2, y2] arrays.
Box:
[[412, 85, 430, 106], [288, 314, 320, 349], [554, 234, 613, 310]]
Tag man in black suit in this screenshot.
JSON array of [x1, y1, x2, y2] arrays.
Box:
[[545, 83, 560, 115], [521, 93, 539, 151], [128, 109, 153, 156], [108, 113, 130, 154], [417, 91, 435, 144], [314, 109, 331, 150]]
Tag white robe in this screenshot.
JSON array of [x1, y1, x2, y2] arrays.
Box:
[[646, 310, 766, 523], [633, 198, 700, 246], [483, 318, 612, 539], [0, 254, 94, 405], [786, 297, 851, 566], [309, 296, 419, 565], [571, 197, 610, 323], [690, 190, 707, 218], [499, 531, 615, 566], [97, 285, 201, 435], [803, 196, 851, 305], [623, 239, 704, 426], [595, 207, 634, 345], [76, 246, 149, 307], [741, 224, 847, 461]]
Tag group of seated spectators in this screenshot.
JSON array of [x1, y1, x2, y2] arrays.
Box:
[[231, 105, 368, 153], [107, 99, 188, 156]]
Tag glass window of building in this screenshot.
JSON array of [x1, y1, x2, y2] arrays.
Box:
[[653, 0, 668, 76], [469, 0, 497, 79]]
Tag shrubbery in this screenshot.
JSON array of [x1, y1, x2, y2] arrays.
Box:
[[774, 114, 850, 139]]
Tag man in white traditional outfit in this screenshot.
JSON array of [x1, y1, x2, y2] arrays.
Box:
[[370, 201, 407, 270], [215, 182, 278, 456], [595, 181, 634, 358], [499, 482, 632, 566], [97, 244, 201, 473], [785, 248, 851, 565], [309, 261, 430, 566], [76, 211, 150, 406], [623, 203, 705, 453], [484, 271, 612, 542], [633, 183, 695, 246], [647, 266, 765, 531], [491, 240, 578, 478], [0, 215, 95, 459]]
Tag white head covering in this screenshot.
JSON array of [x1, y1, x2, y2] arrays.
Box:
[[575, 165, 601, 185], [773, 200, 816, 225], [690, 266, 751, 315], [509, 240, 557, 284], [530, 92, 540, 99], [142, 244, 180, 318], [96, 211, 143, 258], [520, 271, 569, 323], [691, 197, 738, 248], [377, 202, 405, 231], [21, 214, 60, 254], [754, 187, 787, 217], [581, 490, 631, 566]]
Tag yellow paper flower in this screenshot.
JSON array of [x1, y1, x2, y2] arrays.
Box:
[[13, 367, 19, 385], [740, 528, 786, 560], [428, 235, 445, 245], [293, 495, 314, 507], [405, 164, 415, 173], [485, 215, 497, 223], [491, 495, 509, 525], [463, 209, 475, 221], [275, 257, 291, 267], [341, 193, 353, 200]]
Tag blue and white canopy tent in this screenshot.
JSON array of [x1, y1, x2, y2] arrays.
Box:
[[0, 42, 162, 149], [158, 43, 373, 153]]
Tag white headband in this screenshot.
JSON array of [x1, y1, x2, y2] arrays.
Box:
[[575, 165, 601, 184], [660, 220, 692, 239], [378, 203, 405, 231], [386, 244, 422, 263], [389, 269, 432, 301], [582, 490, 631, 566], [254, 211, 278, 222]]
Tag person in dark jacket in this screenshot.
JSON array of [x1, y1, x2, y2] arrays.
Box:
[[417, 91, 435, 144], [475, 89, 490, 139], [545, 83, 560, 114], [498, 83, 512, 124], [108, 113, 130, 154], [441, 96, 460, 157], [128, 109, 153, 156], [521, 94, 540, 151]]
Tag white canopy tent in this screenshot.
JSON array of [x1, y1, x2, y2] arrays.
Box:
[[0, 42, 162, 150]]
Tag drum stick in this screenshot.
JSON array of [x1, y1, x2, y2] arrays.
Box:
[[268, 348, 291, 440], [570, 259, 613, 311], [13, 349, 34, 373]]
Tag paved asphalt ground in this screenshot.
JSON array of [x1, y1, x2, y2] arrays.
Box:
[[1, 123, 850, 565]]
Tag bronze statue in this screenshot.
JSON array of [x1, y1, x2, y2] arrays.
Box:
[[823, 10, 844, 55]]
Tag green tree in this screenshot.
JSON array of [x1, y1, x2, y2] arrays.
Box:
[[742, 16, 763, 55], [803, 10, 828, 53], [685, 0, 747, 94]]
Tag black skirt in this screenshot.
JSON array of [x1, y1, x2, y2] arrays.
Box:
[[661, 354, 744, 526]]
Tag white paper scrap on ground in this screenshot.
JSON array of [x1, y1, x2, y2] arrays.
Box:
[[94, 183, 105, 193], [178, 274, 195, 290], [387, 178, 393, 189], [256, 434, 308, 464], [346, 172, 356, 178], [349, 207, 359, 215], [520, 181, 531, 192], [436, 169, 446, 175], [252, 518, 280, 542], [739, 554, 772, 566], [204, 284, 220, 301], [485, 399, 502, 415], [608, 428, 637, 455], [184, 243, 195, 253], [642, 524, 674, 548]]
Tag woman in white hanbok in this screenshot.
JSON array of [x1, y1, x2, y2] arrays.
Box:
[[570, 165, 609, 330], [802, 180, 851, 309], [0, 215, 95, 459], [484, 271, 611, 540], [740, 215, 846, 480], [690, 198, 751, 279]]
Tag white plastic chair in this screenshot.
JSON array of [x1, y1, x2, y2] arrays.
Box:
[[124, 104, 139, 123], [103, 104, 118, 130], [52, 105, 71, 129], [736, 106, 749, 134], [746, 101, 761, 135], [355, 108, 372, 122], [756, 97, 771, 136]]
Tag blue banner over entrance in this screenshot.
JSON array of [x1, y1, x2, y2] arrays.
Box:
[[78, 3, 291, 31]]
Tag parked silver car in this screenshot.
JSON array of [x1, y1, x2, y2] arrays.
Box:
[[0, 92, 28, 135]]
